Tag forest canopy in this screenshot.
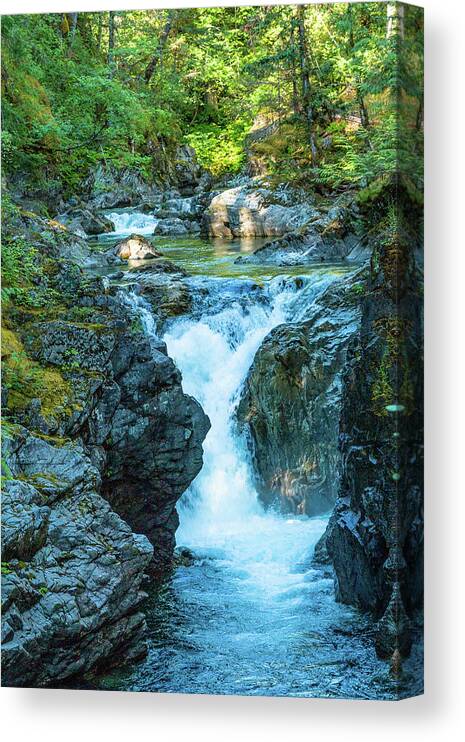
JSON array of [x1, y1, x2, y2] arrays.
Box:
[[1, 3, 423, 198]]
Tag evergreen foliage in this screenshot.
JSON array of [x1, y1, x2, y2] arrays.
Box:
[[1, 4, 423, 195]]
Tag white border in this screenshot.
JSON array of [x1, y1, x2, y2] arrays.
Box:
[[1, 1, 465, 739]]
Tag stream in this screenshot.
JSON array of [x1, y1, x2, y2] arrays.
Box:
[[93, 211, 422, 699]]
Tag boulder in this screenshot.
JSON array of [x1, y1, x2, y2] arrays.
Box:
[[128, 260, 188, 277], [85, 164, 162, 210], [20, 298, 209, 572], [1, 431, 153, 687], [57, 206, 115, 237], [155, 195, 200, 219], [201, 184, 317, 239], [97, 327, 210, 567], [153, 217, 189, 236], [236, 229, 358, 266], [235, 193, 362, 266], [113, 233, 162, 261], [238, 271, 362, 515], [137, 273, 192, 320]]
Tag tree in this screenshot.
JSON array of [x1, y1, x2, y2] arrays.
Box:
[[387, 2, 405, 39], [144, 10, 176, 84], [108, 10, 116, 75], [295, 4, 316, 166]]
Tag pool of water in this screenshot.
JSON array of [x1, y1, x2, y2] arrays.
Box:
[[96, 228, 352, 283]]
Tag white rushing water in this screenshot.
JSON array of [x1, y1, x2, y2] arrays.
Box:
[[112, 272, 413, 699], [162, 277, 333, 602], [105, 210, 159, 236]]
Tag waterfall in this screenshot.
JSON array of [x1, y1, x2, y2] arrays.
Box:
[[111, 270, 396, 699], [161, 275, 337, 590], [123, 272, 340, 598], [105, 210, 159, 236]]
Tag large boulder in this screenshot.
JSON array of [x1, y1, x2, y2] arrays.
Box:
[[153, 217, 189, 236], [137, 273, 192, 320], [20, 297, 209, 572], [235, 192, 362, 266], [85, 164, 162, 210], [201, 184, 317, 239], [1, 431, 153, 688], [97, 328, 210, 567], [113, 233, 162, 261], [238, 272, 362, 515], [57, 206, 115, 237]]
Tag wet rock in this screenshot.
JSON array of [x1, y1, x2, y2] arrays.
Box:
[[18, 300, 209, 572], [98, 329, 210, 569], [137, 273, 192, 320], [174, 546, 196, 567], [113, 233, 162, 261], [1, 207, 210, 686], [235, 193, 362, 266], [57, 206, 115, 236], [1, 446, 153, 688], [85, 164, 162, 210], [153, 217, 189, 236], [1, 480, 50, 562], [236, 230, 357, 266], [320, 178, 423, 659], [201, 184, 317, 239], [5, 427, 101, 500], [128, 260, 188, 277], [238, 272, 362, 515]]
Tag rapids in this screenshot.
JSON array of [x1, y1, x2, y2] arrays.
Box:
[[95, 211, 422, 699]]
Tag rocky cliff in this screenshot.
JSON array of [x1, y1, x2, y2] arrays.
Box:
[[238, 271, 363, 516], [1, 208, 209, 685], [318, 177, 424, 660]]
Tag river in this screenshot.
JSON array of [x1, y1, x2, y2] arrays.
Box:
[[93, 211, 422, 699]]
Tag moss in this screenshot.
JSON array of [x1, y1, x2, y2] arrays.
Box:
[[70, 321, 110, 332], [33, 433, 71, 448], [2, 325, 73, 421], [399, 351, 415, 415], [371, 350, 394, 417]]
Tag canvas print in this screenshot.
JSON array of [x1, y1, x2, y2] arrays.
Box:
[[1, 2, 424, 699]]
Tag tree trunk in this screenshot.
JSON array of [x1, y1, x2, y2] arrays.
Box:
[[144, 11, 175, 84], [296, 5, 317, 166], [69, 13, 78, 40], [387, 2, 405, 39], [347, 4, 370, 128], [108, 11, 116, 75], [97, 13, 103, 52], [290, 24, 300, 115]]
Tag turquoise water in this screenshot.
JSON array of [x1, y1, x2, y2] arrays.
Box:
[[91, 215, 423, 700]]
